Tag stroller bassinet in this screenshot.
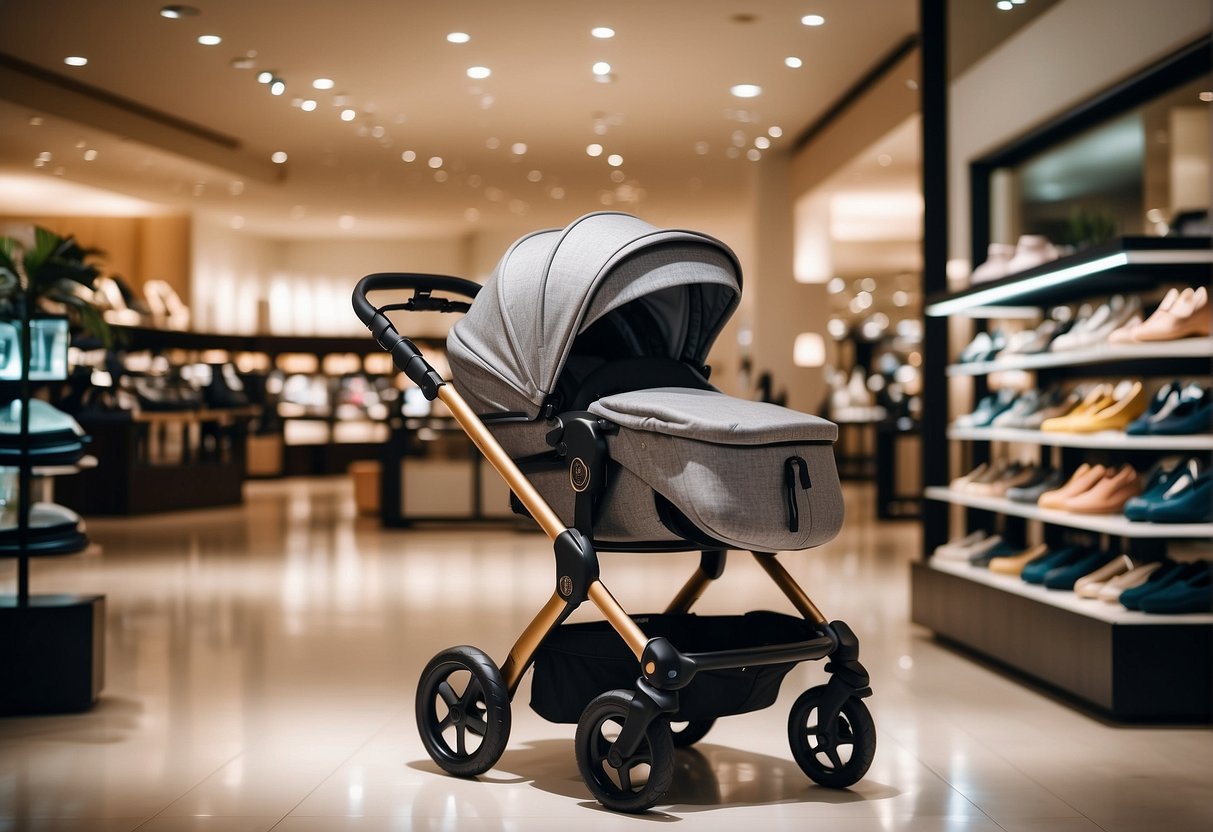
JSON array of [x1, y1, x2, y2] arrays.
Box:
[[352, 212, 875, 814], [447, 212, 844, 552]]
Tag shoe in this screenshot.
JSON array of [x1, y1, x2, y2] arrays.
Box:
[[1044, 550, 1116, 590], [1119, 561, 1192, 610], [969, 243, 1016, 285], [933, 530, 987, 559], [1139, 563, 1212, 613], [1022, 546, 1087, 584], [1038, 463, 1103, 509], [1019, 387, 1083, 429], [1133, 286, 1211, 341], [967, 462, 1034, 496], [1099, 561, 1164, 602], [1142, 470, 1213, 523], [992, 388, 1049, 428], [1144, 385, 1212, 435], [1040, 384, 1113, 431], [959, 389, 1018, 428], [935, 533, 1003, 562], [1074, 554, 1135, 598], [1007, 468, 1065, 504], [988, 543, 1049, 576], [1005, 234, 1059, 274], [1108, 313, 1144, 343], [950, 463, 989, 491], [1050, 297, 1128, 352], [1066, 381, 1147, 433], [1061, 464, 1140, 514], [1124, 457, 1203, 521], [143, 279, 192, 330], [1126, 381, 1185, 435], [969, 540, 1022, 567]]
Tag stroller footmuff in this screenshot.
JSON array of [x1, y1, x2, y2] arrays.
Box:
[[353, 212, 876, 814]]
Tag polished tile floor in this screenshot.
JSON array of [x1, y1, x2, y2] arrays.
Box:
[[1, 478, 1210, 831]]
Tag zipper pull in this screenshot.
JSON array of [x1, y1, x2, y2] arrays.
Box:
[[784, 456, 811, 532]]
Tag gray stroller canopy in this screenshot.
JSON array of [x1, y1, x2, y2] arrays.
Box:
[[448, 212, 742, 418]]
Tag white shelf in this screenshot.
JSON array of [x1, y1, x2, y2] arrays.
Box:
[[946, 337, 1213, 376], [31, 456, 99, 477], [947, 425, 1213, 450], [923, 486, 1213, 538], [927, 558, 1213, 625]]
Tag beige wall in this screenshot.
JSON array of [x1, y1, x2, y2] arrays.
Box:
[[949, 0, 1211, 263]]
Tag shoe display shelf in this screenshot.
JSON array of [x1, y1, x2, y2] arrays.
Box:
[[1, 320, 103, 715], [915, 237, 1213, 721]]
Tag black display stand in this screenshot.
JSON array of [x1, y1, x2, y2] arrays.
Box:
[[1, 305, 105, 715]]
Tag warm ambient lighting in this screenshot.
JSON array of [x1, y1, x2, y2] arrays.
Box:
[[198, 34, 222, 45], [401, 150, 416, 162], [446, 32, 470, 43], [997, 0, 1014, 9], [591, 27, 615, 39], [785, 57, 803, 68], [311, 78, 334, 90], [159, 5, 199, 18], [271, 151, 288, 164], [269, 78, 286, 96], [63, 56, 88, 67], [257, 70, 273, 84], [467, 66, 491, 79], [607, 154, 623, 166], [511, 142, 527, 155], [428, 156, 443, 168], [730, 84, 761, 98], [1200, 91, 1213, 102], [592, 61, 611, 75], [793, 333, 826, 367], [801, 14, 826, 26], [586, 143, 603, 157], [300, 99, 317, 111], [340, 108, 356, 121], [769, 125, 783, 138]]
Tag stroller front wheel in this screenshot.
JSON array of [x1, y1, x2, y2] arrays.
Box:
[[416, 645, 511, 777], [575, 689, 675, 813], [787, 684, 876, 788]]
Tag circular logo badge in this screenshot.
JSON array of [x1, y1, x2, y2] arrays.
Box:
[[570, 457, 590, 492], [559, 575, 574, 597]]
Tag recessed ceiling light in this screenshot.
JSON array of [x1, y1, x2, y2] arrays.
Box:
[[197, 34, 222, 46], [83, 149, 98, 161], [447, 32, 470, 43], [785, 57, 803, 68], [591, 27, 615, 39], [271, 151, 288, 164], [401, 150, 416, 162], [301, 99, 317, 111], [339, 213, 355, 230], [607, 154, 623, 166], [592, 61, 611, 75], [586, 143, 603, 157], [511, 142, 528, 155], [160, 5, 200, 19], [428, 156, 443, 168], [63, 56, 88, 67], [730, 84, 762, 98], [467, 66, 491, 79], [755, 136, 771, 149], [747, 149, 762, 161], [257, 70, 274, 84], [996, 0, 1013, 9], [230, 55, 256, 69], [312, 78, 334, 90], [768, 125, 783, 138], [270, 79, 286, 96], [340, 109, 357, 121], [1200, 91, 1213, 102], [801, 14, 825, 26]]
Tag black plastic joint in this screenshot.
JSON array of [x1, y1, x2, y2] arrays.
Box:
[[827, 619, 861, 662], [390, 341, 444, 400], [823, 619, 871, 691], [369, 313, 399, 349], [553, 529, 599, 605], [641, 636, 697, 690], [608, 677, 680, 763]]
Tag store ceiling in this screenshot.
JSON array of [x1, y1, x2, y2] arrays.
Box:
[[0, 0, 917, 239]]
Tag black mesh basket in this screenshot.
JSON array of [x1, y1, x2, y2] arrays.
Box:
[[529, 611, 816, 723]]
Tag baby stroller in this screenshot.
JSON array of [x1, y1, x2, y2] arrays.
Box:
[[352, 212, 875, 813]]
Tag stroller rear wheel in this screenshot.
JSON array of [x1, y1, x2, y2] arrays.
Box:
[[416, 646, 511, 777], [575, 689, 675, 813], [669, 718, 715, 748], [787, 684, 876, 788]]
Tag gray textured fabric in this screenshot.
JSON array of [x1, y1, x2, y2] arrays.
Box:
[[448, 212, 741, 419], [592, 389, 844, 552], [589, 388, 838, 445]]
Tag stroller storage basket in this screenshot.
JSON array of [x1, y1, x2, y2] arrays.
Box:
[[531, 611, 816, 723]]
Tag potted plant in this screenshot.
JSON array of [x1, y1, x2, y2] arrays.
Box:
[[0, 225, 110, 345]]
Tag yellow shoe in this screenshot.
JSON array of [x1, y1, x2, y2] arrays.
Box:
[[1072, 381, 1146, 432], [1040, 384, 1111, 432], [989, 543, 1050, 576]]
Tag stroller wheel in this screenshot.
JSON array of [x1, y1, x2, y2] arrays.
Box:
[[575, 689, 675, 813], [787, 685, 876, 788], [416, 646, 511, 777], [669, 718, 715, 748]]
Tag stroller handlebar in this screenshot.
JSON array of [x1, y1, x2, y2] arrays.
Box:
[[351, 272, 481, 399]]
